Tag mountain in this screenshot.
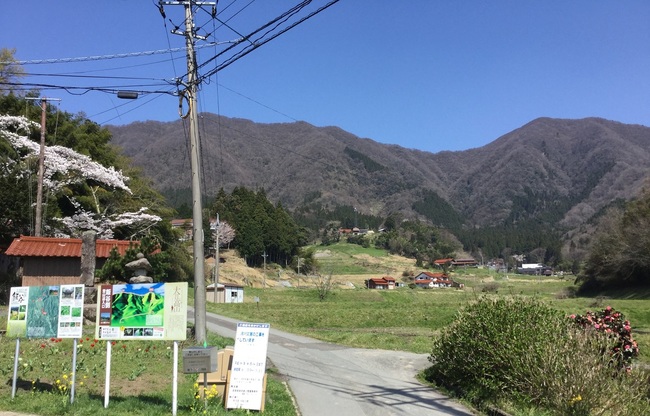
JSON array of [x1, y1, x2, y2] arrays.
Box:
[[108, 115, 650, 254]]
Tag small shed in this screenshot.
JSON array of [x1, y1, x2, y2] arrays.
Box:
[[5, 235, 138, 286], [206, 283, 244, 303]]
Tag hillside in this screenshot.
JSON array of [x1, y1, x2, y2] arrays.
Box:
[[108, 115, 650, 255]]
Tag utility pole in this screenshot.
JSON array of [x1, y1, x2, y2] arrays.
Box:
[[35, 98, 47, 237], [26, 97, 60, 237], [163, 0, 215, 344], [262, 251, 268, 288], [213, 214, 219, 288], [296, 257, 301, 289]]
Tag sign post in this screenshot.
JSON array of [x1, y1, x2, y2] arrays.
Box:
[[226, 323, 270, 411], [94, 282, 188, 411], [6, 284, 85, 401]]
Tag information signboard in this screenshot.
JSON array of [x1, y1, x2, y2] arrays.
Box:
[[94, 282, 187, 341], [6, 284, 85, 339], [226, 323, 270, 410]]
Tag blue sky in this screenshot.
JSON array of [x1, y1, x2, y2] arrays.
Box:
[[3, 1, 650, 153]]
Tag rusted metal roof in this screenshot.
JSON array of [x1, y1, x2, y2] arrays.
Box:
[[5, 236, 138, 258]]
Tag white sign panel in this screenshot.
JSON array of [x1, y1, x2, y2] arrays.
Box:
[[226, 323, 270, 410], [6, 284, 84, 339]]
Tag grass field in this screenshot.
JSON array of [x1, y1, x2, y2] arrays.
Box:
[[210, 242, 650, 364], [0, 318, 295, 415], [2, 241, 649, 415]]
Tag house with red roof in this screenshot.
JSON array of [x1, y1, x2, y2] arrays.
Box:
[[365, 276, 396, 290], [5, 235, 140, 286], [413, 271, 453, 288], [433, 258, 453, 266], [451, 258, 478, 267]]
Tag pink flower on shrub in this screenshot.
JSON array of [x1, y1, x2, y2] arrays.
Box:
[[570, 306, 639, 370]]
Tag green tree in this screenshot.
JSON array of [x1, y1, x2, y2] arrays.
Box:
[[211, 187, 305, 267], [0, 48, 25, 95], [578, 191, 650, 292]]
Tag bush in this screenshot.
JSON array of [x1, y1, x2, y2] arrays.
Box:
[[425, 297, 650, 415]]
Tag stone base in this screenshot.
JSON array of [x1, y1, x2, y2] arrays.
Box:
[[83, 304, 97, 326], [129, 276, 153, 284]]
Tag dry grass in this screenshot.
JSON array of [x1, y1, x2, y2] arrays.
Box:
[[208, 248, 417, 290]]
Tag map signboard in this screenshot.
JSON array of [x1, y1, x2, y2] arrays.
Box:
[[94, 282, 187, 341], [6, 284, 85, 339]]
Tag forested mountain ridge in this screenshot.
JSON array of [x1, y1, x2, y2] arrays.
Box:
[[108, 115, 650, 254]]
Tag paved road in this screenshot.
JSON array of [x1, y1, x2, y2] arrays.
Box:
[[191, 308, 475, 416]]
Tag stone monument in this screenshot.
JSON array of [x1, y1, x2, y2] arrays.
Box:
[[126, 253, 154, 284]]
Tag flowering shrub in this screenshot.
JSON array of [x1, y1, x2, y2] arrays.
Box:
[[569, 306, 639, 369], [190, 381, 222, 413], [53, 372, 73, 395], [426, 297, 650, 415]]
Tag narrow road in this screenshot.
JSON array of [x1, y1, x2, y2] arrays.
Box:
[[190, 308, 474, 415]]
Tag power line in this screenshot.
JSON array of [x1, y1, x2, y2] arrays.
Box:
[[0, 81, 177, 97], [23, 72, 174, 82], [5, 43, 230, 66], [216, 83, 298, 122]]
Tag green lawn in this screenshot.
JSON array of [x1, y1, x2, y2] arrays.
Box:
[[0, 326, 295, 415], [207, 279, 650, 363]]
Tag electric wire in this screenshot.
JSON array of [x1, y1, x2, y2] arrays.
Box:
[[96, 90, 174, 125], [23, 72, 175, 82], [217, 83, 298, 122], [6, 43, 224, 65], [0, 81, 177, 96], [198, 8, 225, 196]]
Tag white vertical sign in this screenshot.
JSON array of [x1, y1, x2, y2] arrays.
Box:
[[58, 284, 85, 338], [226, 323, 270, 410]]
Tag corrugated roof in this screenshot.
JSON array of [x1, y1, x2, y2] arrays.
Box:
[[5, 236, 138, 258]]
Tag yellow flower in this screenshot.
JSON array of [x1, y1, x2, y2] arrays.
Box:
[[62, 374, 68, 380], [570, 395, 583, 405]]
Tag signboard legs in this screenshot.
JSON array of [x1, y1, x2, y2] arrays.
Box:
[[104, 340, 112, 408], [11, 338, 19, 399], [173, 341, 178, 416], [70, 338, 78, 404]]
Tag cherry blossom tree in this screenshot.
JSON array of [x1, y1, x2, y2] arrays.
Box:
[[0, 114, 160, 238], [214, 220, 236, 248]]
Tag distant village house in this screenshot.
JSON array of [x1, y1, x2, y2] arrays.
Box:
[[413, 271, 454, 288], [365, 276, 396, 290]]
